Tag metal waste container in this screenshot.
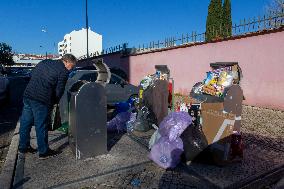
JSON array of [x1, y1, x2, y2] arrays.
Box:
[[134, 65, 171, 132], [58, 59, 110, 129], [182, 62, 244, 165], [68, 80, 107, 160]]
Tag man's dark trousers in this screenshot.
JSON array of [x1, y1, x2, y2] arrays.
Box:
[[19, 98, 50, 154]]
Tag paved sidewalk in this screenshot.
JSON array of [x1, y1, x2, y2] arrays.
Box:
[[1, 105, 284, 189], [11, 128, 284, 189]]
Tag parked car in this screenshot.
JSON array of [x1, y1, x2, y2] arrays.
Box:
[[0, 74, 9, 105], [70, 69, 138, 105]]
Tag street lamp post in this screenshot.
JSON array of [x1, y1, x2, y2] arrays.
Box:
[[86, 0, 89, 58]]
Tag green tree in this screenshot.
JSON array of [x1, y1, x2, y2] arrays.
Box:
[[206, 0, 223, 41], [222, 0, 232, 37], [0, 42, 14, 65]]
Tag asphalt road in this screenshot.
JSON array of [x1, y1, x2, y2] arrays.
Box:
[[0, 76, 29, 171]]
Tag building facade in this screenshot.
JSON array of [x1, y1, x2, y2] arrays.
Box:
[[12, 54, 59, 67], [58, 28, 102, 58]]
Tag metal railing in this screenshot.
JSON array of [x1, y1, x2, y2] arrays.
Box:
[[78, 43, 127, 60], [79, 9, 284, 60], [135, 9, 284, 53]]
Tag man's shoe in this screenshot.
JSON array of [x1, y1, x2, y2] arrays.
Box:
[[19, 146, 37, 154], [39, 149, 59, 160]]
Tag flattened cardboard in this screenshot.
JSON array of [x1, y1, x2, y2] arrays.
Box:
[[201, 102, 224, 112], [201, 103, 235, 145]]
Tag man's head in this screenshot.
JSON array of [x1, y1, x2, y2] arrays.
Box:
[[61, 54, 77, 70]]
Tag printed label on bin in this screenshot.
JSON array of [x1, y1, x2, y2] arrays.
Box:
[[139, 89, 143, 99]]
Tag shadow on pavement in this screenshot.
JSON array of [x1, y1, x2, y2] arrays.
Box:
[[157, 133, 284, 189]]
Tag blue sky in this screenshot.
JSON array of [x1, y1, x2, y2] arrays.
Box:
[[0, 0, 271, 54]]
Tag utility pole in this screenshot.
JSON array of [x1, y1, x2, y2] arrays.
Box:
[[86, 0, 89, 58]]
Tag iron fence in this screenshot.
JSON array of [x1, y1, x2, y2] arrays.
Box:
[[78, 43, 127, 60], [136, 9, 284, 53], [79, 9, 284, 60]]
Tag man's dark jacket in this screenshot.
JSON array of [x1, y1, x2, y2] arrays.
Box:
[[24, 59, 69, 107]]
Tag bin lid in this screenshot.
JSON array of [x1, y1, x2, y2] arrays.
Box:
[[92, 59, 111, 85], [69, 80, 88, 93], [210, 62, 239, 68], [155, 65, 170, 75], [73, 59, 111, 85]]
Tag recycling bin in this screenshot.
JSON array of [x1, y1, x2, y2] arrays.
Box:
[[134, 65, 171, 132], [57, 59, 110, 130], [182, 62, 244, 165], [68, 80, 107, 160]]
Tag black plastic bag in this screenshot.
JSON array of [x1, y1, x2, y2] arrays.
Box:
[[180, 123, 208, 161]]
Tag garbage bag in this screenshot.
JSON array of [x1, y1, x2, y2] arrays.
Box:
[[114, 102, 130, 114], [133, 106, 155, 132], [180, 124, 208, 161], [159, 112, 192, 141], [149, 136, 184, 169], [107, 112, 131, 133], [230, 132, 244, 160]]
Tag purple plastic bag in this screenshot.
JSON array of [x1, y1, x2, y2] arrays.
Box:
[[149, 136, 184, 169], [159, 112, 192, 141], [107, 112, 131, 133]]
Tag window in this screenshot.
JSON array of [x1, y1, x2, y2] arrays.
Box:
[[70, 36, 71, 40], [70, 49, 71, 52], [110, 74, 122, 84], [79, 72, 98, 82]]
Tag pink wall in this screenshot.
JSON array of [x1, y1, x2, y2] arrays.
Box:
[[105, 30, 284, 110]]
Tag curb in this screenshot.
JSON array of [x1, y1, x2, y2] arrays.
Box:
[[0, 122, 20, 189]]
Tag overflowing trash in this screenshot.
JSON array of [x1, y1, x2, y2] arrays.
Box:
[[149, 112, 192, 169], [147, 62, 244, 167], [182, 62, 244, 165], [190, 63, 242, 99], [200, 65, 241, 97], [132, 65, 171, 132]]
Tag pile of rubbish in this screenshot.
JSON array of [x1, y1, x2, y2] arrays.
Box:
[[140, 70, 169, 91], [107, 63, 244, 169], [134, 66, 171, 131], [192, 65, 241, 98]]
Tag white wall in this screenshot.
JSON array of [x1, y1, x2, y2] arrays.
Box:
[[58, 28, 102, 58]]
